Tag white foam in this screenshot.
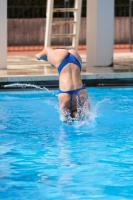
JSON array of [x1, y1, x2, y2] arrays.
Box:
[[60, 98, 110, 127], [60, 97, 92, 126]]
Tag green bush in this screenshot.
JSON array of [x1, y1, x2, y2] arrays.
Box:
[[115, 0, 130, 4], [8, 0, 129, 6], [8, 0, 131, 18]]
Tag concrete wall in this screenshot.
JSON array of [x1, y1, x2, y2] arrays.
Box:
[[115, 17, 130, 43], [0, 0, 7, 69], [86, 0, 114, 69], [8, 17, 130, 46]]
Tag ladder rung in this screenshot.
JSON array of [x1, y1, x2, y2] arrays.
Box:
[[63, 46, 75, 49], [53, 8, 78, 13], [51, 34, 76, 38], [53, 46, 74, 49], [52, 21, 76, 26]]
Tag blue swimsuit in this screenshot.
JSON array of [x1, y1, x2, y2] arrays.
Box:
[[58, 53, 85, 108]]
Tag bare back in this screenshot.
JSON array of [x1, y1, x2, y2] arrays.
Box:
[[47, 48, 83, 91]]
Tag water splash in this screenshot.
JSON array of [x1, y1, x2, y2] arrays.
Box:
[[60, 97, 92, 126], [61, 98, 109, 127], [4, 83, 56, 96], [4, 83, 48, 90], [93, 98, 109, 118]]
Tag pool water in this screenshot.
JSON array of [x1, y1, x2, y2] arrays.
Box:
[[0, 87, 133, 200]]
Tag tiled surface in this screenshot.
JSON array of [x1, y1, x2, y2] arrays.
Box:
[[0, 52, 132, 83], [113, 52, 133, 72]]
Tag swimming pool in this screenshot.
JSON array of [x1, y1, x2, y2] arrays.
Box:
[[0, 87, 133, 200]]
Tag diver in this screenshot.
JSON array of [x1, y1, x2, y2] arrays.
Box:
[[35, 47, 90, 122]]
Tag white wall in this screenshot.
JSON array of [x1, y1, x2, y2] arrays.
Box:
[[0, 0, 7, 69], [86, 0, 114, 71]]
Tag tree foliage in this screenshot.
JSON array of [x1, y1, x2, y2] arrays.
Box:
[[8, 0, 129, 6], [8, 0, 87, 18], [8, 0, 130, 18], [115, 0, 130, 4]]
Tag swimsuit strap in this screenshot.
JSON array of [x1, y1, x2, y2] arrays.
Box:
[[58, 53, 82, 75], [58, 85, 85, 108], [58, 53, 70, 75], [77, 91, 81, 105], [70, 94, 73, 108], [69, 90, 81, 108]]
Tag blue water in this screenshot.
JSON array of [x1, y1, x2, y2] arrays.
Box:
[[0, 87, 133, 200]]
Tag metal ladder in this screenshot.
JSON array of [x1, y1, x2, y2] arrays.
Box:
[[44, 0, 82, 50]]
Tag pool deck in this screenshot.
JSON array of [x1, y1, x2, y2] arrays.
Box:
[[0, 52, 133, 87]]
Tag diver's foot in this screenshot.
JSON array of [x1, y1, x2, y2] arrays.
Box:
[[35, 49, 47, 61]]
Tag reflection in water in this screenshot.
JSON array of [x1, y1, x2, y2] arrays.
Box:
[[56, 127, 75, 194], [0, 105, 9, 130]]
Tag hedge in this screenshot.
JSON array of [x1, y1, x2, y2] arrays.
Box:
[[8, 0, 131, 18]]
